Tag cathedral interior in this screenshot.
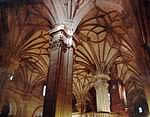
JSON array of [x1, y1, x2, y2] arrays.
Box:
[[0, 0, 150, 117]]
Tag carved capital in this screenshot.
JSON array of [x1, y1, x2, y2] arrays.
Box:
[[94, 74, 110, 89], [49, 25, 74, 51]]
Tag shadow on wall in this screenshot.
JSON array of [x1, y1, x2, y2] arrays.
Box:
[[0, 103, 15, 117], [0, 103, 10, 117]]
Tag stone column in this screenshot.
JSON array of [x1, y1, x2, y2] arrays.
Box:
[[109, 80, 128, 116], [144, 83, 150, 117], [94, 75, 110, 112], [43, 25, 73, 117]]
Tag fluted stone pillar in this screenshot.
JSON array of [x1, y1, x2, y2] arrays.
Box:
[[43, 25, 73, 117], [94, 75, 110, 112]]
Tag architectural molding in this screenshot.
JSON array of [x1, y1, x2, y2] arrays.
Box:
[[49, 25, 74, 51]]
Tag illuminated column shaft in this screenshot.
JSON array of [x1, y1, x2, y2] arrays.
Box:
[[144, 84, 150, 116], [43, 25, 73, 117], [95, 79, 110, 112]]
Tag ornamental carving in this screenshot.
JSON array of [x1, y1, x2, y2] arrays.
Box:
[[49, 26, 73, 51]]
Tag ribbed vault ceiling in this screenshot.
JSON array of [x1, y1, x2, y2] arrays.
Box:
[[0, 0, 145, 104], [73, 4, 143, 105]]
